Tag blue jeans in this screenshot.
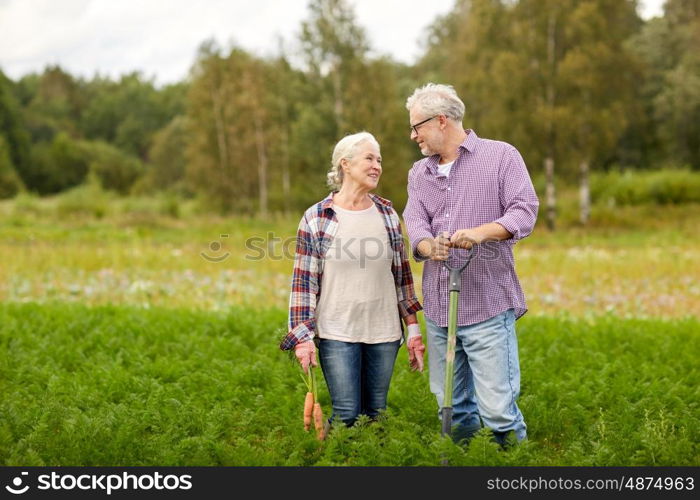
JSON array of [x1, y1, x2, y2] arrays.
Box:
[[318, 338, 400, 426], [425, 309, 527, 442]]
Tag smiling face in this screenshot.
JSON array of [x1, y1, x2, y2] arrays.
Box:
[[409, 107, 444, 157], [341, 141, 382, 191]]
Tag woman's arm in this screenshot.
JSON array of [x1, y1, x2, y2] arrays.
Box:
[[280, 214, 321, 350], [394, 213, 423, 319], [403, 313, 418, 326]]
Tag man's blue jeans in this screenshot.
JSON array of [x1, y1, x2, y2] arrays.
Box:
[[318, 338, 400, 426], [425, 309, 527, 442]]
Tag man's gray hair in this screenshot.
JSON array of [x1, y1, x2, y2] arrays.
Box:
[[327, 131, 380, 190], [406, 83, 465, 122]]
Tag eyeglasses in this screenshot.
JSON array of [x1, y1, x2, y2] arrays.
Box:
[[410, 115, 437, 134]]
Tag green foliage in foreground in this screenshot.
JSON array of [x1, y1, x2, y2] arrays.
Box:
[[0, 303, 697, 466]]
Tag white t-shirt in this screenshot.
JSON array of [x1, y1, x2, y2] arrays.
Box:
[[316, 204, 401, 343], [437, 159, 454, 177]]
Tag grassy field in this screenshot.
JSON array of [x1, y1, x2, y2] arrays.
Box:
[[1, 197, 699, 317], [1, 303, 697, 466], [0, 194, 698, 465]]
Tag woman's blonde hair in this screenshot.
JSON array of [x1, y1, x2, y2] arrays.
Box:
[[327, 131, 380, 190]]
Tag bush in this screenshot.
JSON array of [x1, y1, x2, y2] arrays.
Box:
[[11, 192, 43, 216], [26, 133, 89, 195], [112, 194, 181, 220], [591, 169, 700, 206], [55, 180, 113, 218], [81, 140, 145, 194], [158, 193, 181, 218]]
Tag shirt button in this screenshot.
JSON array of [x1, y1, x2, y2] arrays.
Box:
[[447, 187, 451, 191], [445, 214, 449, 218]]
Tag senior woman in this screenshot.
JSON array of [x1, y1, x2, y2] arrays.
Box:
[[280, 131, 425, 427]]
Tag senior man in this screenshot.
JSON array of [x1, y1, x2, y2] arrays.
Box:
[[403, 83, 539, 446]]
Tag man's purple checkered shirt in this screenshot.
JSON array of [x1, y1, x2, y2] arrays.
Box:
[[403, 130, 539, 327]]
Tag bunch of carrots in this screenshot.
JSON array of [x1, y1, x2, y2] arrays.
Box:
[[302, 365, 326, 440]]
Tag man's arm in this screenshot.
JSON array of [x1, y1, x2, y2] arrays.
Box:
[[449, 223, 512, 249], [493, 146, 539, 241], [452, 147, 538, 249], [403, 166, 443, 261]]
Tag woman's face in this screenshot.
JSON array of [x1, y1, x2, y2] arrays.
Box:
[[341, 141, 382, 191]]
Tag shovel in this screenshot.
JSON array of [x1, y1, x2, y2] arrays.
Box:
[[441, 246, 475, 439]]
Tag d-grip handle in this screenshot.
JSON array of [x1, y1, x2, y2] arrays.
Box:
[[443, 247, 474, 293]]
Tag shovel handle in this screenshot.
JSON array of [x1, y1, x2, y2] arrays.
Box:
[[443, 247, 474, 292], [443, 246, 475, 273], [441, 246, 474, 437]]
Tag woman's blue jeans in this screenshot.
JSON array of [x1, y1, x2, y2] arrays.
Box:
[[318, 338, 400, 426]]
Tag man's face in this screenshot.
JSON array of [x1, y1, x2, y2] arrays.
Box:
[[409, 107, 442, 156]]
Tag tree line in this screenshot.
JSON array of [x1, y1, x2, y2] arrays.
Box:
[[1, 0, 698, 226]]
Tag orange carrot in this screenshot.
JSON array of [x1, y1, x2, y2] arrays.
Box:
[[303, 391, 314, 431], [313, 402, 325, 440]]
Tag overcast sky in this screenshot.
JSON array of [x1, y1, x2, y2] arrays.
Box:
[[0, 0, 665, 86]]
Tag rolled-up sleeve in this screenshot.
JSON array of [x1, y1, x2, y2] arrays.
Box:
[[403, 167, 434, 261], [280, 214, 320, 350], [494, 147, 539, 241]]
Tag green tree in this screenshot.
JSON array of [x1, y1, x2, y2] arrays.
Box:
[[267, 50, 304, 214], [27, 133, 89, 194], [145, 115, 188, 192], [420, 0, 647, 228], [346, 57, 417, 209], [296, 0, 419, 209], [82, 140, 144, 194], [557, 0, 642, 223], [291, 0, 374, 205], [0, 136, 24, 198], [186, 43, 274, 212], [240, 56, 273, 217], [0, 70, 31, 186], [627, 0, 700, 169], [418, 0, 515, 135], [300, 0, 369, 133], [655, 0, 700, 168], [81, 73, 181, 159], [20, 66, 84, 144], [419, 0, 563, 226]]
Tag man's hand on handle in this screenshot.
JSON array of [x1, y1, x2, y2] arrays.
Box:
[[418, 232, 451, 261]]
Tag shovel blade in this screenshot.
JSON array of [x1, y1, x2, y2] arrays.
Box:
[[441, 406, 453, 437]]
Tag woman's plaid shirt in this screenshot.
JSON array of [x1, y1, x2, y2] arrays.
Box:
[[280, 193, 422, 350]]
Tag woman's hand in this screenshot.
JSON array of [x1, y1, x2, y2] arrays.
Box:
[[406, 324, 425, 372], [294, 340, 317, 373]]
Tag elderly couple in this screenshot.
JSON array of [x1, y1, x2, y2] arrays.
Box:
[[280, 83, 539, 445]]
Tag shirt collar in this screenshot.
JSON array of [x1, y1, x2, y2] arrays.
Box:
[[320, 193, 334, 210], [461, 129, 478, 152], [321, 192, 393, 211], [424, 129, 478, 174]]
